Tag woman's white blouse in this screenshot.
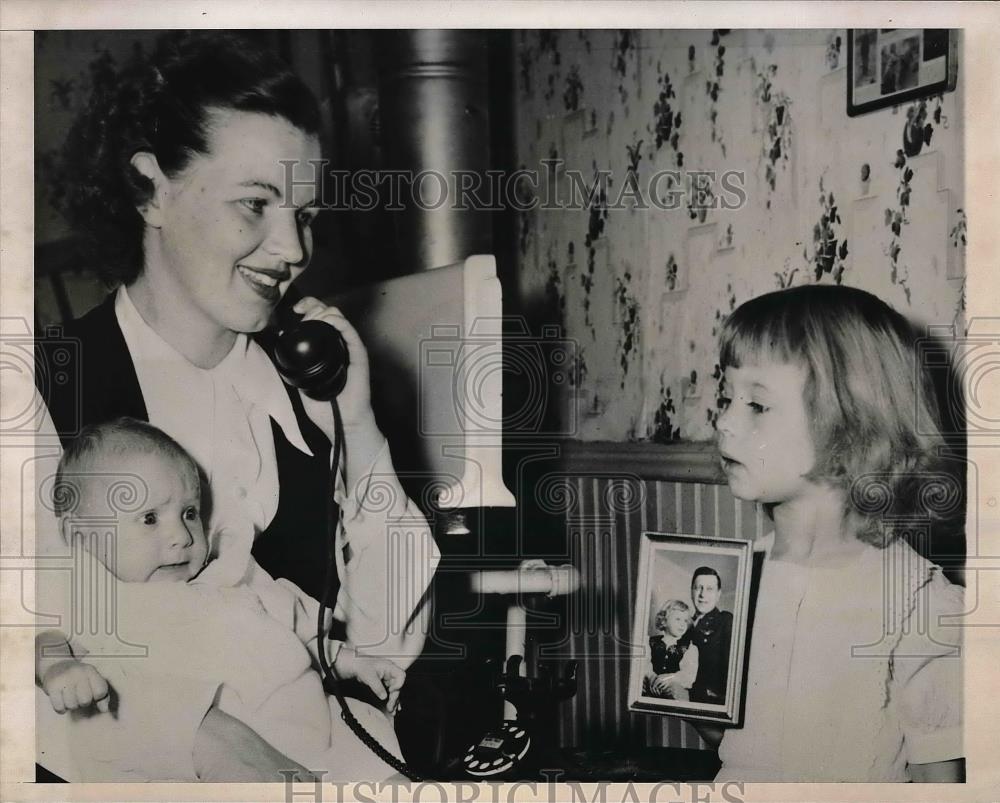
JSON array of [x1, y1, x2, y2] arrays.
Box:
[[117, 286, 298, 548]]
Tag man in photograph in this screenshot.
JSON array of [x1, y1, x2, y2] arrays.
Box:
[[682, 566, 733, 704]]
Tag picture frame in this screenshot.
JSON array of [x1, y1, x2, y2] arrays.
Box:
[[627, 532, 753, 725], [847, 29, 958, 117]]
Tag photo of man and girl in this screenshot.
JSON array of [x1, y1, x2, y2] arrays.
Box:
[[629, 537, 750, 723], [643, 566, 734, 705]]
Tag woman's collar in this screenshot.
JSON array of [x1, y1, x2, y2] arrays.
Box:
[[115, 285, 314, 458]]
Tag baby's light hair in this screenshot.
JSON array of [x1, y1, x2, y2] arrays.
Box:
[[655, 599, 693, 632], [719, 284, 947, 545], [54, 418, 200, 517]]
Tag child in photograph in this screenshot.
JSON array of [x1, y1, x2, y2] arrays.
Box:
[[644, 599, 699, 700], [36, 418, 407, 782], [710, 284, 963, 782]]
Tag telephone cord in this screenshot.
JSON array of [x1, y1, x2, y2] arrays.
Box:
[[316, 399, 425, 782]]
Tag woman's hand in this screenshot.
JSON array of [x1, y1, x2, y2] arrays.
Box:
[[291, 297, 386, 477], [291, 297, 374, 431], [333, 645, 406, 714]]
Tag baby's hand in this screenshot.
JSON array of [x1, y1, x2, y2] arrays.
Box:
[[41, 659, 111, 714], [332, 646, 406, 713]]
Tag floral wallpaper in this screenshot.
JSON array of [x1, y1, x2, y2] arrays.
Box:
[[514, 29, 966, 442]]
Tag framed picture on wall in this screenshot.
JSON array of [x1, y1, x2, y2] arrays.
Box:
[[847, 29, 958, 116], [627, 532, 753, 725]]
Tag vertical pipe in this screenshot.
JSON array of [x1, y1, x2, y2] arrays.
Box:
[[378, 30, 492, 271], [503, 603, 527, 721]]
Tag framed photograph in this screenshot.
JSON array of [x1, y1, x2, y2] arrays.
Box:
[[627, 532, 753, 725], [847, 29, 958, 116]]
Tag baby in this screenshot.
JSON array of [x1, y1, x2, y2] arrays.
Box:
[[644, 599, 699, 700], [36, 417, 406, 781]]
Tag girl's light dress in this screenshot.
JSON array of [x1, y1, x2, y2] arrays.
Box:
[[716, 533, 963, 782]]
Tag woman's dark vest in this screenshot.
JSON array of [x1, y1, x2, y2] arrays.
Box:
[[36, 294, 338, 603]]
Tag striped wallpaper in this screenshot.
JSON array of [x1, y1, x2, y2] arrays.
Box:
[[536, 473, 766, 750]]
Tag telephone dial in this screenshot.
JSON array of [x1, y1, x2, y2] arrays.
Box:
[[462, 721, 531, 778], [460, 654, 578, 778]]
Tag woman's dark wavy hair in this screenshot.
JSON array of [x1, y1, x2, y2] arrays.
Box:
[[719, 284, 955, 547], [57, 31, 321, 285]]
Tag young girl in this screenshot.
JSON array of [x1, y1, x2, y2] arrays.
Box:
[[710, 285, 963, 782], [644, 599, 699, 699]]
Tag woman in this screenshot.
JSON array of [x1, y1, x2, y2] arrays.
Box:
[[36, 32, 438, 781]]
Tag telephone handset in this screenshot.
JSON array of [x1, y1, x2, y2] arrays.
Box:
[[271, 288, 350, 401], [268, 287, 422, 781]]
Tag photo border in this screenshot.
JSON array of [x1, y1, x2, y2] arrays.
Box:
[[627, 531, 754, 726], [3, 4, 1000, 801]]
